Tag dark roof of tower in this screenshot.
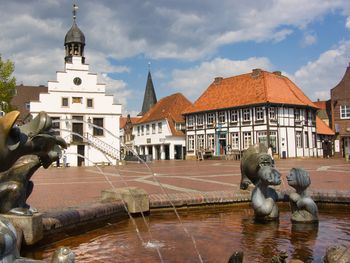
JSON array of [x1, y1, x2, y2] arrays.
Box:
[[64, 20, 85, 45], [138, 71, 157, 116]]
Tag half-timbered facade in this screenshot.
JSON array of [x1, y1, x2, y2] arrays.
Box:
[[183, 69, 319, 159]]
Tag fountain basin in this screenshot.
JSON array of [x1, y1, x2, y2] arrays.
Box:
[[22, 190, 350, 262]]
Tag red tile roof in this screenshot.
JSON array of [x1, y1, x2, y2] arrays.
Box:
[[316, 116, 334, 135], [183, 69, 318, 114], [313, 100, 327, 110], [119, 116, 139, 129], [137, 93, 192, 136]]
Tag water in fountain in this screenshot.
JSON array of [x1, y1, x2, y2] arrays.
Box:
[[40, 118, 204, 262]]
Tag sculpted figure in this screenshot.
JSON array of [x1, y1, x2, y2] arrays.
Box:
[[287, 168, 318, 223], [240, 143, 269, 189], [0, 111, 66, 215], [251, 165, 281, 221], [240, 144, 282, 220]]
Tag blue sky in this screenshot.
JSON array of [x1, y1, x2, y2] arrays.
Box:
[[1, 1, 350, 115]]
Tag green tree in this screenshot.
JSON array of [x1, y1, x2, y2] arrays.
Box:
[[0, 55, 16, 113]]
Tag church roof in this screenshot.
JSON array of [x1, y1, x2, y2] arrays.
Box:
[[137, 93, 192, 136], [64, 21, 85, 45], [138, 71, 157, 116], [183, 69, 318, 114]]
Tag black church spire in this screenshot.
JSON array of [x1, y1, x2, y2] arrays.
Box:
[[138, 68, 157, 116]]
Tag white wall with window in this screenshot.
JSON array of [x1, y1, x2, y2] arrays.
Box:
[[30, 57, 121, 166], [185, 104, 317, 159]]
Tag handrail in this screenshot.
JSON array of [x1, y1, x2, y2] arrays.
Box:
[[85, 133, 119, 160]]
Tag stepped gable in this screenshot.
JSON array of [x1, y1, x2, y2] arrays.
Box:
[[183, 69, 318, 114], [137, 93, 192, 136]]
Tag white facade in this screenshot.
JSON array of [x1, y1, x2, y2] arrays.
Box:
[[133, 119, 186, 160], [185, 105, 318, 159], [30, 56, 122, 166]]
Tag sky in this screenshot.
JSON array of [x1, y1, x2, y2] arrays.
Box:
[[1, 0, 350, 116]]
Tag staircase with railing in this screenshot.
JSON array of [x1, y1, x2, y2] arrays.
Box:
[[85, 133, 120, 162]]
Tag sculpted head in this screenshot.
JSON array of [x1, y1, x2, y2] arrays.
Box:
[[257, 165, 281, 186], [287, 168, 310, 191]]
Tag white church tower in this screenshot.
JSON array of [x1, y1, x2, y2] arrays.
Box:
[[30, 5, 122, 166]]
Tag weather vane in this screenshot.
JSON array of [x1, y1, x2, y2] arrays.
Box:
[[73, 4, 78, 21]]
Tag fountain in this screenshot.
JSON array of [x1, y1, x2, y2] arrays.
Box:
[[0, 112, 349, 262]]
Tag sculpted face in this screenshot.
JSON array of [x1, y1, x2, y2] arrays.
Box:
[[286, 171, 297, 187], [287, 168, 311, 190], [259, 166, 281, 186], [258, 154, 273, 168]]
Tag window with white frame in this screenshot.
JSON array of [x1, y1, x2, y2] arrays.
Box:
[[207, 113, 215, 126], [268, 107, 277, 120], [296, 131, 302, 147], [146, 124, 150, 135], [340, 105, 350, 119], [243, 132, 251, 149], [230, 109, 238, 123], [197, 134, 205, 150], [158, 122, 162, 133], [141, 125, 144, 135], [304, 131, 309, 148], [188, 135, 195, 151], [218, 111, 226, 123], [243, 109, 250, 122], [187, 116, 194, 127], [295, 109, 301, 121], [197, 114, 204, 126], [207, 134, 215, 150], [269, 131, 277, 152], [152, 123, 156, 134], [137, 126, 140, 136], [257, 131, 267, 146], [312, 132, 316, 148], [255, 107, 264, 121], [231, 132, 239, 149]]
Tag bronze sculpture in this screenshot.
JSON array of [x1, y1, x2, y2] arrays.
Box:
[[287, 168, 318, 223], [0, 111, 66, 215], [240, 144, 282, 220], [0, 111, 71, 262]]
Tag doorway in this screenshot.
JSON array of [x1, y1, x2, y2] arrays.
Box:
[[174, 145, 182, 160], [72, 116, 84, 143], [218, 133, 227, 155], [77, 145, 85, 166]]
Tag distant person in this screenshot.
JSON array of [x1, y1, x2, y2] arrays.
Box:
[[268, 144, 274, 166]]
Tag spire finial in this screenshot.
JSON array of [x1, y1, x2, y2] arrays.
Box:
[[148, 61, 151, 72], [73, 4, 78, 21]]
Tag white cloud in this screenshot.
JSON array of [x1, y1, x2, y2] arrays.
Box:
[[301, 32, 318, 47], [292, 41, 350, 101], [346, 16, 350, 30], [168, 57, 273, 100]]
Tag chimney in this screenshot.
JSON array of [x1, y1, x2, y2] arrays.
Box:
[[214, 77, 223, 85], [251, 68, 261, 78], [273, 71, 282, 76]]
